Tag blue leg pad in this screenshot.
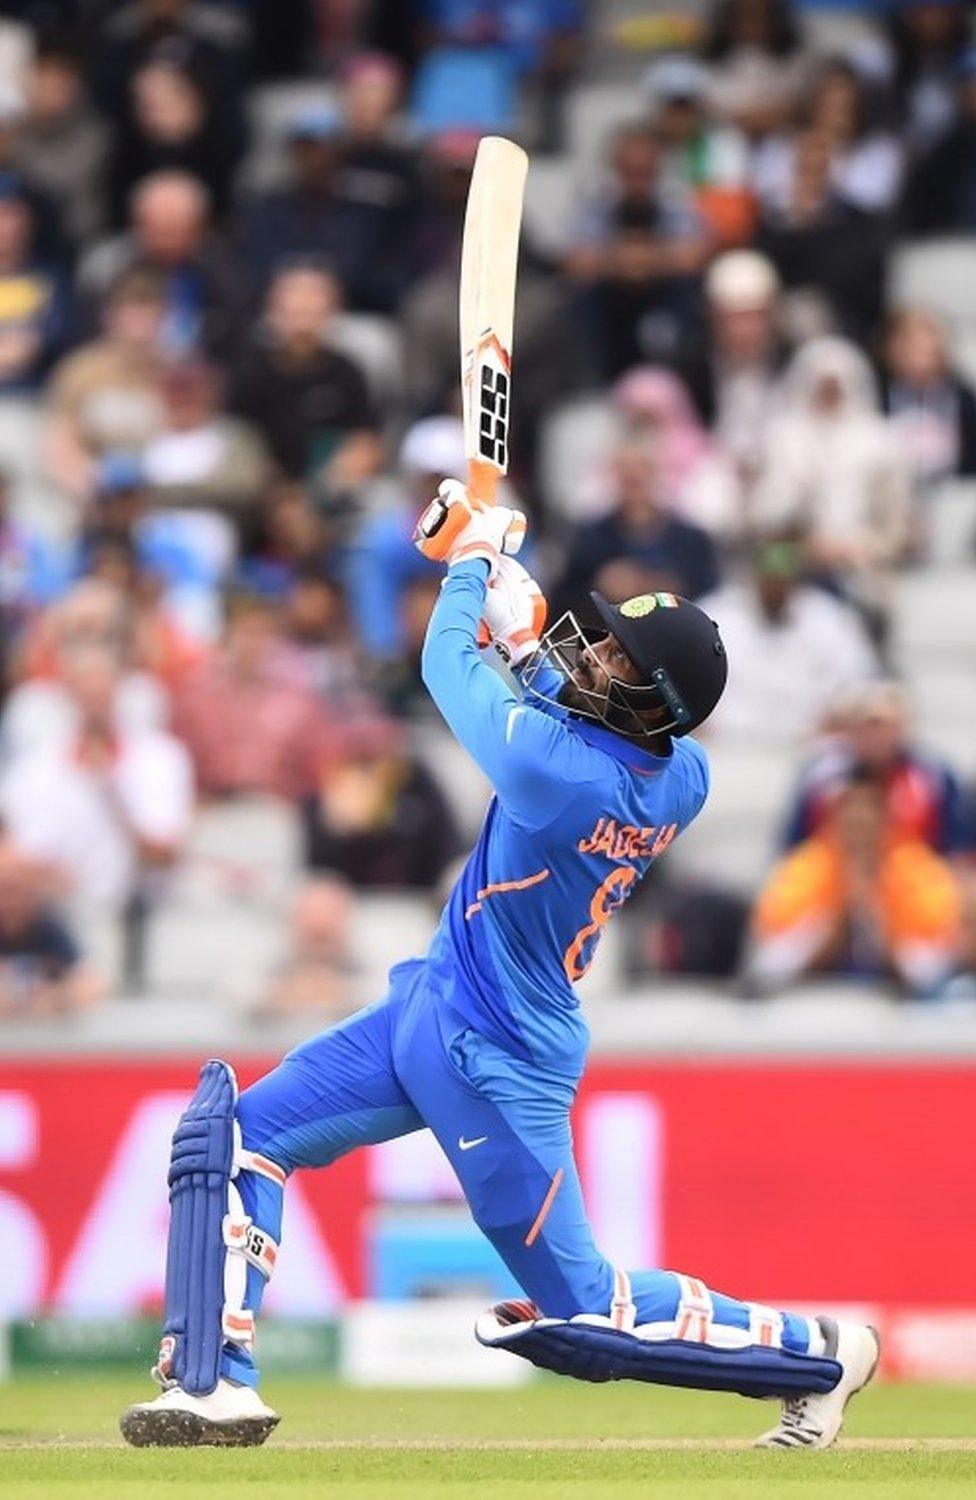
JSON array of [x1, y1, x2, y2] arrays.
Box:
[[159, 1060, 238, 1396], [479, 1319, 842, 1398]]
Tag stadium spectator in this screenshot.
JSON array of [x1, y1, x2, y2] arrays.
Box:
[[258, 875, 354, 1021], [92, 0, 248, 148], [565, 122, 710, 377], [0, 836, 99, 1019], [699, 532, 878, 745], [335, 53, 421, 308], [109, 55, 241, 224], [746, 770, 962, 998], [277, 565, 361, 704], [781, 680, 975, 860], [754, 59, 904, 220], [81, 171, 246, 359], [668, 249, 786, 480], [556, 437, 720, 611], [0, 172, 71, 393], [173, 589, 326, 801], [904, 47, 976, 235], [241, 478, 332, 598], [0, 640, 194, 912], [754, 125, 888, 341], [242, 69, 418, 312], [751, 337, 912, 637], [302, 714, 461, 891], [142, 360, 272, 539], [12, 36, 111, 248], [878, 307, 976, 504], [701, 0, 808, 139], [602, 366, 742, 541], [3, 577, 170, 757], [230, 261, 379, 489], [45, 266, 166, 505], [887, 0, 973, 149], [643, 53, 754, 249]]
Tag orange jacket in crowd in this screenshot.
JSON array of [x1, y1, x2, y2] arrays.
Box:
[[754, 833, 962, 960]]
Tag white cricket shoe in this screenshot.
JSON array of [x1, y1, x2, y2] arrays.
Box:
[[120, 1378, 279, 1447], [754, 1318, 880, 1449]]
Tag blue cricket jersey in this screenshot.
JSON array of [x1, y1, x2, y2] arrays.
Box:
[[419, 560, 710, 1075]]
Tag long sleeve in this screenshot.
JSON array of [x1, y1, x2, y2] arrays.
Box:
[[421, 561, 598, 830]]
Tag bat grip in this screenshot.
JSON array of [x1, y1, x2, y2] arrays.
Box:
[[467, 458, 501, 510]]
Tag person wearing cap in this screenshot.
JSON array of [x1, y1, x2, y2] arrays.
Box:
[[125, 487, 880, 1452], [240, 86, 416, 313], [667, 247, 785, 473], [643, 52, 754, 248]]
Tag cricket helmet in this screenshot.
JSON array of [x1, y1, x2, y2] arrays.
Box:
[[522, 590, 727, 742]]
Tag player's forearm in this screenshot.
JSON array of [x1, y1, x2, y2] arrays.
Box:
[[421, 560, 516, 753]]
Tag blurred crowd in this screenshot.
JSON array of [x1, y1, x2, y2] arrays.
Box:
[[0, 0, 975, 1025]]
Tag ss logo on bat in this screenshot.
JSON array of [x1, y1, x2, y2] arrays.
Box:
[[478, 364, 509, 468]]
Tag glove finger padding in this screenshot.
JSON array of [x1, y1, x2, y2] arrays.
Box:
[[414, 479, 525, 571], [481, 556, 547, 665]]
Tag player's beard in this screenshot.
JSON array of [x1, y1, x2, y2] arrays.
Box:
[[559, 658, 609, 717]]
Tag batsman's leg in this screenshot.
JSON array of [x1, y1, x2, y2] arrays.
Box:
[[121, 982, 424, 1448], [395, 1002, 877, 1449]]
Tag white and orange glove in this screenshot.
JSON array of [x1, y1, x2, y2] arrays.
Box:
[[478, 555, 547, 666], [414, 479, 526, 575]]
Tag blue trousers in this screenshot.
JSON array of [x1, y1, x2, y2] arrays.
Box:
[[227, 959, 813, 1386]]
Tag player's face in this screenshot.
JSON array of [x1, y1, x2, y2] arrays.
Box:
[[564, 633, 640, 707]]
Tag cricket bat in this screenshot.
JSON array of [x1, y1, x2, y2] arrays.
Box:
[[459, 135, 529, 510]]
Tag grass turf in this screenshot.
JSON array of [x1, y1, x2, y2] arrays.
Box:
[[1, 1376, 974, 1499]]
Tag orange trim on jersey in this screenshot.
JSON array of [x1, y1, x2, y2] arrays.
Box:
[[245, 1152, 287, 1186], [525, 1167, 564, 1247], [465, 867, 550, 920]]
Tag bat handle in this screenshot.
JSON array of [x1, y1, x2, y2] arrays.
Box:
[[467, 458, 501, 510]]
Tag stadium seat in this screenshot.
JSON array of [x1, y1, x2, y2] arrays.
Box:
[[888, 240, 976, 383], [240, 79, 340, 193], [666, 743, 802, 894], [538, 394, 617, 520], [179, 798, 303, 907], [352, 893, 440, 999], [330, 313, 404, 409], [410, 49, 517, 134], [142, 901, 286, 1006], [565, 82, 644, 172], [410, 722, 492, 846], [924, 480, 976, 565], [522, 156, 578, 258]]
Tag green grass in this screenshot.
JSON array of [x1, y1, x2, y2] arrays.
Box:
[[1, 1376, 974, 1500]]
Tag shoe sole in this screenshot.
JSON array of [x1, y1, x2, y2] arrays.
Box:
[[755, 1325, 882, 1451], [119, 1406, 279, 1448]]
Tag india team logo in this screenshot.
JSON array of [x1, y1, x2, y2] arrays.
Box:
[[619, 593, 679, 618]]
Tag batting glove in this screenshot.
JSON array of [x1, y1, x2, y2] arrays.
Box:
[[414, 479, 526, 574], [480, 555, 547, 665]]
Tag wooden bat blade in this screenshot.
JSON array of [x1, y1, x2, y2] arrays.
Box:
[[459, 135, 528, 506]]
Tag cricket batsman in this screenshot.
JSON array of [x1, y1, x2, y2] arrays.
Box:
[[121, 483, 879, 1450]]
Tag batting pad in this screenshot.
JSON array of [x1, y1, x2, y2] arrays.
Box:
[[154, 1060, 283, 1396], [475, 1310, 842, 1398]]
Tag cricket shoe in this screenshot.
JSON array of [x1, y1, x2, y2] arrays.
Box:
[[754, 1318, 880, 1449], [120, 1379, 279, 1447]]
